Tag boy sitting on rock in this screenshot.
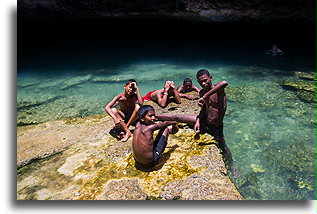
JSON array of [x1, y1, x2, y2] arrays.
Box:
[[132, 105, 178, 169], [104, 79, 143, 142]]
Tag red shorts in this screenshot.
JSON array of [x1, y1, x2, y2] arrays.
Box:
[[142, 90, 156, 101]]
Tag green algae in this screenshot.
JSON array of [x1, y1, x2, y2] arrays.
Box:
[[295, 180, 314, 190], [250, 164, 265, 173], [71, 132, 217, 200], [295, 71, 316, 81]]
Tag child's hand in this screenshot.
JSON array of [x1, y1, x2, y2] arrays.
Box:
[[194, 121, 200, 133], [114, 118, 123, 125], [169, 81, 175, 89], [198, 97, 205, 107], [164, 81, 170, 90], [133, 83, 139, 90]]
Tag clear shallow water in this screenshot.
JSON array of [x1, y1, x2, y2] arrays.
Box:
[[17, 58, 315, 200]]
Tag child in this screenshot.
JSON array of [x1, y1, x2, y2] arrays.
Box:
[[142, 81, 181, 108], [104, 79, 143, 142], [264, 44, 284, 56], [132, 105, 178, 169], [156, 69, 240, 177], [195, 69, 239, 177], [177, 78, 201, 100]]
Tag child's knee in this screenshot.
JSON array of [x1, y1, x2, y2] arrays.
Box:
[[134, 104, 140, 111]]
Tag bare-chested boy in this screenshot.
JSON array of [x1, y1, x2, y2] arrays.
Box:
[[177, 78, 201, 100], [132, 105, 178, 169], [156, 69, 239, 177], [142, 81, 181, 108], [104, 79, 143, 142]]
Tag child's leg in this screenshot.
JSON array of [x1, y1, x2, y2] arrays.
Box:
[[110, 108, 124, 126], [153, 127, 170, 163], [218, 137, 240, 178], [126, 104, 140, 128], [111, 108, 132, 142], [156, 114, 196, 126]]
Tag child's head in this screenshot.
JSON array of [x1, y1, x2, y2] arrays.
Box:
[[138, 105, 156, 124], [196, 69, 212, 90], [183, 78, 193, 91], [124, 79, 137, 95]]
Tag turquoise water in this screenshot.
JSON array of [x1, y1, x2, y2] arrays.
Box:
[[17, 59, 316, 200]]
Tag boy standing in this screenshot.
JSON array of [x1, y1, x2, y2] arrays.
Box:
[[104, 79, 143, 142], [132, 105, 178, 169], [155, 69, 239, 177], [195, 69, 239, 177]]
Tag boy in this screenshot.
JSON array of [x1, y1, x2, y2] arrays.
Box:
[[156, 69, 239, 177], [104, 79, 143, 142], [177, 78, 201, 100], [132, 105, 178, 169], [264, 44, 284, 56], [142, 81, 181, 108]]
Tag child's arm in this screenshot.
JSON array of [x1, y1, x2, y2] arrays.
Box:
[[147, 121, 177, 133], [193, 84, 201, 93], [177, 85, 184, 93], [170, 82, 181, 104], [157, 83, 170, 108], [134, 83, 143, 106], [198, 81, 228, 106], [194, 105, 206, 133]]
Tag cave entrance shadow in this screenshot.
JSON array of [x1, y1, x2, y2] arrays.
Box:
[[135, 144, 179, 172]]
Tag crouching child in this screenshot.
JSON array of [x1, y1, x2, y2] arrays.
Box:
[[132, 105, 178, 170]]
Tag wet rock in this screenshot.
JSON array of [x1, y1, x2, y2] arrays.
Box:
[[295, 71, 316, 81], [96, 179, 147, 200], [57, 153, 88, 176]]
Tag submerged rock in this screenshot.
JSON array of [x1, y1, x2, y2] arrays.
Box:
[[61, 74, 92, 90], [250, 164, 265, 173], [279, 79, 316, 103]]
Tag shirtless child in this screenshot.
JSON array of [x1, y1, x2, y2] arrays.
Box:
[[156, 69, 239, 177], [264, 44, 284, 56], [132, 105, 178, 169], [142, 81, 181, 108], [177, 78, 201, 100], [104, 79, 143, 142]]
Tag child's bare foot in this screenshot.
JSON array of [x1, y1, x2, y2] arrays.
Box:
[[121, 131, 132, 142], [231, 166, 240, 178], [118, 131, 125, 139]]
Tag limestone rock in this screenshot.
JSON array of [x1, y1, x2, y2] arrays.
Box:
[[96, 179, 147, 200]]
